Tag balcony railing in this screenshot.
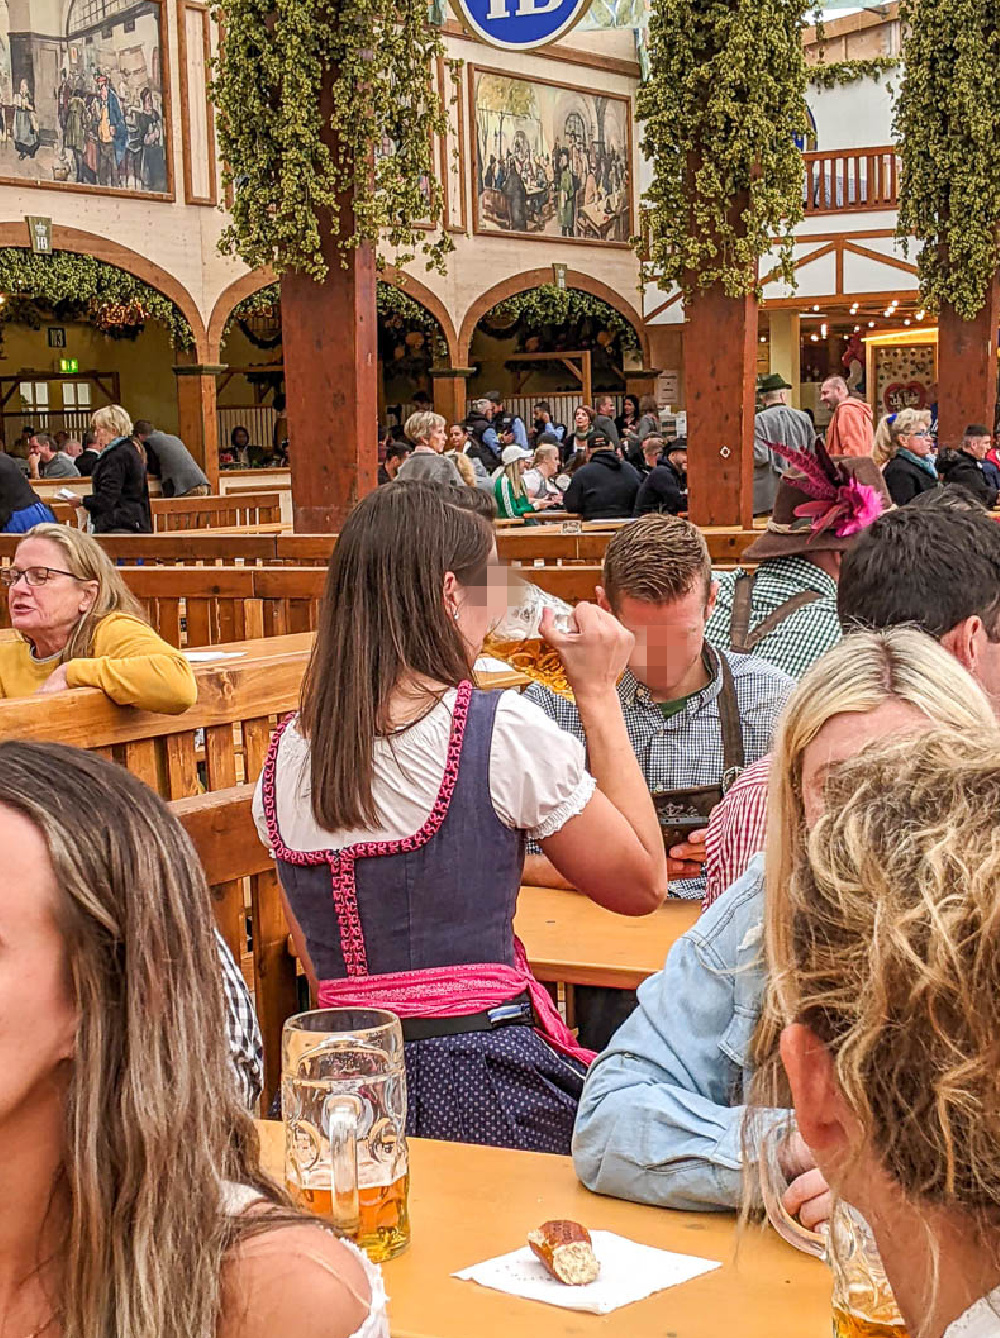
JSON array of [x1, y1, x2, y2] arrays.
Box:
[[802, 146, 900, 215]]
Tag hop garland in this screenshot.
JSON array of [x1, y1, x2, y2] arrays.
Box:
[[895, 0, 1000, 320], [0, 248, 193, 347], [637, 0, 813, 301], [489, 286, 641, 353], [210, 0, 454, 281], [808, 56, 901, 90]]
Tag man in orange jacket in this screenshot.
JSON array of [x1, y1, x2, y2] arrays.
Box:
[[821, 376, 874, 456]]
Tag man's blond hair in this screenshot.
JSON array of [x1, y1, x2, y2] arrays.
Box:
[[602, 515, 711, 611]]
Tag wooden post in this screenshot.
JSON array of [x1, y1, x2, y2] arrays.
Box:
[[280, 79, 378, 532], [581, 349, 592, 409], [173, 358, 222, 493], [430, 367, 476, 424], [937, 276, 1000, 452], [684, 284, 756, 529]]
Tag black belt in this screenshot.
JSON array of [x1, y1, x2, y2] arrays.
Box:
[[401, 991, 534, 1043]]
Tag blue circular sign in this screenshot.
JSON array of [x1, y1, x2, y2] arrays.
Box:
[[450, 0, 593, 50]]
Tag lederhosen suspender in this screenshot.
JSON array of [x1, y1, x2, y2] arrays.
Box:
[[729, 570, 822, 656]]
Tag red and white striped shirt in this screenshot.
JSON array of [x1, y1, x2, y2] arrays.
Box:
[[703, 754, 772, 911]]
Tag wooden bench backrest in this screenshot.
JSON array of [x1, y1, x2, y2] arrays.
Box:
[[172, 786, 296, 1108], [0, 641, 310, 799], [152, 492, 281, 532]]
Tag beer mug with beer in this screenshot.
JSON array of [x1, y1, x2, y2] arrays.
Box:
[[481, 577, 577, 700], [760, 1125, 908, 1338], [283, 1008, 410, 1262]]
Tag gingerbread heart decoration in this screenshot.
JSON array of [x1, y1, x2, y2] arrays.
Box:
[[884, 381, 927, 413]]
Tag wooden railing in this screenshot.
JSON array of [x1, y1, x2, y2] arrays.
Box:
[[802, 145, 900, 215]]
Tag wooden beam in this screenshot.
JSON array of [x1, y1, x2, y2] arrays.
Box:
[[938, 277, 1000, 453]]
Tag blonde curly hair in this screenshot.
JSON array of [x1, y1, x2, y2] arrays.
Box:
[[768, 725, 1000, 1218]]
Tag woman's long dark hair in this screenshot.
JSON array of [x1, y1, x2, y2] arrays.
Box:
[[299, 482, 493, 831]]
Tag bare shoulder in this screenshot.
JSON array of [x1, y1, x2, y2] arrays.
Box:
[[219, 1219, 375, 1338]]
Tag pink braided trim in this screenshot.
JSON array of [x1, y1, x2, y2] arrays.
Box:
[[259, 682, 475, 978]]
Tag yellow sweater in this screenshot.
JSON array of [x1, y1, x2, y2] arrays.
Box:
[[0, 613, 198, 714]]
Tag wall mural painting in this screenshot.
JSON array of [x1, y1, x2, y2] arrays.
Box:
[[0, 0, 169, 196], [471, 68, 632, 247]]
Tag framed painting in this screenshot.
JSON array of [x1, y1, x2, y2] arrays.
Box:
[[469, 66, 633, 248], [0, 0, 173, 199]]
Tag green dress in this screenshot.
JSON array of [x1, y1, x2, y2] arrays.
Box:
[[494, 473, 534, 520]]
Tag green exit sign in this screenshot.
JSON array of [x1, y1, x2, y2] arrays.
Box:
[[59, 357, 79, 374]]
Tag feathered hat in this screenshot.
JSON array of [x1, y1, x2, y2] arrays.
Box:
[[744, 440, 891, 561]]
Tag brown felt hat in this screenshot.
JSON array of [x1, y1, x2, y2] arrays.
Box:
[[744, 455, 891, 561]]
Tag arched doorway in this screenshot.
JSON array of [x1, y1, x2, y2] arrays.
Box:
[[463, 275, 646, 434], [211, 272, 458, 462], [0, 232, 202, 451]]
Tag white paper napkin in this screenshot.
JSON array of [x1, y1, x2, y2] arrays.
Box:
[[183, 650, 248, 663], [474, 655, 514, 674], [453, 1230, 721, 1315]]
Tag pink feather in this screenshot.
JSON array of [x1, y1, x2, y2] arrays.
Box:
[[760, 440, 838, 500]]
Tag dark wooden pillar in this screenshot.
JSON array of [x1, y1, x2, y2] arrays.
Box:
[[938, 276, 1000, 453], [684, 285, 756, 529], [173, 357, 222, 493], [280, 82, 378, 532], [430, 367, 475, 425]]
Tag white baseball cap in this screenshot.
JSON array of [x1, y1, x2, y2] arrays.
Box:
[[501, 444, 531, 466]]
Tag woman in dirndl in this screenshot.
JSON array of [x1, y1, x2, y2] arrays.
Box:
[[253, 481, 667, 1154]]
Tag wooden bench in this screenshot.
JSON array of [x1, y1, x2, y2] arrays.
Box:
[[151, 492, 282, 532], [0, 632, 312, 798]]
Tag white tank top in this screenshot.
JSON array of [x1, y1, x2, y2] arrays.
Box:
[[222, 1182, 390, 1338]]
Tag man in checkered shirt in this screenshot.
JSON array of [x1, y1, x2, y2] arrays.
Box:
[[524, 518, 791, 1047], [706, 456, 890, 681]]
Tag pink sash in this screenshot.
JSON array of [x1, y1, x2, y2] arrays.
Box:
[[318, 939, 595, 1067]]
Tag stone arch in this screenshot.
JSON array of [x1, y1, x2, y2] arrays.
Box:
[[0, 221, 209, 359], [207, 264, 461, 368], [207, 267, 277, 363], [457, 266, 650, 368]]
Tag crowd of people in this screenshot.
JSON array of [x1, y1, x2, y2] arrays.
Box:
[[380, 391, 690, 522], [0, 406, 211, 535], [5, 378, 1000, 1337]]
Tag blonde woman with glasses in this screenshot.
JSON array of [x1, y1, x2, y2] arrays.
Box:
[[764, 728, 1000, 1338], [0, 740, 385, 1338], [0, 524, 195, 710], [573, 627, 995, 1219]]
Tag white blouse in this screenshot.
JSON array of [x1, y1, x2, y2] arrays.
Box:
[[252, 688, 595, 853], [945, 1290, 1000, 1338]]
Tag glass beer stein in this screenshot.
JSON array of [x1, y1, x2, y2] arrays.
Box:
[[481, 577, 577, 701], [760, 1126, 909, 1338], [283, 1008, 410, 1262]]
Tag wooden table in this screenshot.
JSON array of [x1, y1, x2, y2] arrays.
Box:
[[255, 1124, 831, 1338], [515, 887, 700, 990]]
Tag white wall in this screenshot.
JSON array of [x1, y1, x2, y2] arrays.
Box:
[[806, 76, 897, 151]]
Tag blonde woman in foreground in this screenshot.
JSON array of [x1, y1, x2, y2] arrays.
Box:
[[768, 728, 1000, 1338], [573, 627, 995, 1217], [0, 524, 196, 711], [0, 739, 384, 1338]]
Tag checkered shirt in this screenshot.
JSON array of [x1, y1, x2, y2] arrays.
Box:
[[706, 557, 842, 682], [703, 753, 771, 910], [216, 928, 265, 1109], [524, 645, 792, 899]]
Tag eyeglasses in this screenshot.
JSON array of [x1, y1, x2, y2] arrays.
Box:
[[1, 565, 79, 588], [909, 429, 931, 438]]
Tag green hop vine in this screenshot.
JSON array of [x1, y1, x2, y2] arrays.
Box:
[[489, 286, 641, 353], [807, 56, 901, 89], [0, 248, 193, 347], [895, 0, 1000, 320], [210, 0, 454, 281], [223, 280, 444, 342], [637, 0, 813, 301]]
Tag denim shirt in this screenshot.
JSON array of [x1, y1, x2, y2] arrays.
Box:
[[572, 856, 788, 1211]]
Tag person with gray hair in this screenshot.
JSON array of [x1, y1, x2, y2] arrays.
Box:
[[63, 405, 152, 533], [753, 373, 814, 516], [396, 410, 465, 488]]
